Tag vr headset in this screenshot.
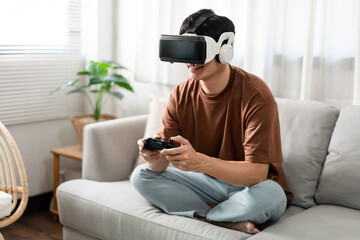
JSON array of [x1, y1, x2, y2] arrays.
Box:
[[159, 12, 235, 65]]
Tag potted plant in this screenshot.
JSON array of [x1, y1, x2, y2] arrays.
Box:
[[51, 60, 134, 146]]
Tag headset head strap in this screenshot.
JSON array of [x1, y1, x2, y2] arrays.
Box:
[[185, 11, 215, 34]]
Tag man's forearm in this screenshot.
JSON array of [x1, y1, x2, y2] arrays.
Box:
[[198, 153, 269, 187], [148, 155, 169, 172]]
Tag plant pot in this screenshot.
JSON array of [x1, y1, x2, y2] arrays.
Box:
[[70, 114, 117, 148]]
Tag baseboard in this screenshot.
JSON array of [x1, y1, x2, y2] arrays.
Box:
[[23, 192, 53, 216]]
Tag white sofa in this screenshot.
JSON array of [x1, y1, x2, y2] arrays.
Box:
[[57, 98, 360, 240]]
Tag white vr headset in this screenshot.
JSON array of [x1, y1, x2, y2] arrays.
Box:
[[159, 31, 235, 64], [159, 11, 235, 65]]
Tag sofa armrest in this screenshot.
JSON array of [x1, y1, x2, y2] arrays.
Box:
[[82, 114, 148, 181]]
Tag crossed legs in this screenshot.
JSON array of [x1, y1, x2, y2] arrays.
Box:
[[130, 164, 287, 234]]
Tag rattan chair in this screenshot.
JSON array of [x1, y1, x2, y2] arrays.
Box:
[[0, 121, 28, 232]]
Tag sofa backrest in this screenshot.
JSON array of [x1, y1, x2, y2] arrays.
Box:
[[276, 98, 339, 208], [315, 106, 360, 210], [142, 96, 342, 209]]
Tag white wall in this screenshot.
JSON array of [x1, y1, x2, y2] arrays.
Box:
[[113, 77, 173, 118], [7, 118, 81, 197], [4, 0, 175, 198]]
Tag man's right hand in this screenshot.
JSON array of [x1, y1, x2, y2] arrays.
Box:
[[137, 139, 161, 163]]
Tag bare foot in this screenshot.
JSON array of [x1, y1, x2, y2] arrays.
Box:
[[224, 221, 260, 234], [198, 217, 260, 234]]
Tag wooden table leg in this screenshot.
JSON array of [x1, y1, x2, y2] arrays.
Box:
[[51, 153, 60, 219]]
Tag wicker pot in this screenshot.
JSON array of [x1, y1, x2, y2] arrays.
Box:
[[70, 114, 117, 148]]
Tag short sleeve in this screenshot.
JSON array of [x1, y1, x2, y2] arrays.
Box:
[[243, 101, 283, 163], [159, 89, 181, 140]]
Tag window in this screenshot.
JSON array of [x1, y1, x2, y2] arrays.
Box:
[[0, 0, 84, 125]]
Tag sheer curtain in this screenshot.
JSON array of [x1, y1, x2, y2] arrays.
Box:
[[116, 0, 360, 108]]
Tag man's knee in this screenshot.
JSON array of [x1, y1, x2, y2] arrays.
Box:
[[249, 180, 287, 223], [130, 164, 162, 193], [206, 180, 287, 223]]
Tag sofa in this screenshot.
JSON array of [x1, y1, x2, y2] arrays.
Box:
[[57, 97, 360, 240]]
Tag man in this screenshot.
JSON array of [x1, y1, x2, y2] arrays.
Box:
[[131, 9, 293, 234]]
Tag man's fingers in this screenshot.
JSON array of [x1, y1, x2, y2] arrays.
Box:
[[170, 135, 189, 146], [141, 149, 160, 156], [140, 151, 160, 160], [137, 139, 144, 148], [165, 154, 182, 161], [161, 146, 184, 156], [154, 132, 162, 139]]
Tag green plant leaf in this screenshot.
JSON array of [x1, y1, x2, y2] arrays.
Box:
[[87, 61, 108, 77], [104, 83, 112, 91], [110, 74, 128, 82], [89, 76, 103, 85], [98, 61, 112, 69], [103, 60, 127, 70], [50, 79, 79, 94], [112, 65, 127, 69], [91, 89, 103, 94], [67, 86, 89, 94], [77, 71, 90, 75], [115, 82, 134, 92], [104, 74, 131, 84], [106, 91, 124, 100]]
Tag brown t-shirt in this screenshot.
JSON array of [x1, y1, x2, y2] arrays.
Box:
[[160, 65, 293, 200]]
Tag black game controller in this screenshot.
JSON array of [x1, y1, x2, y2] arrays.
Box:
[[143, 138, 177, 150]]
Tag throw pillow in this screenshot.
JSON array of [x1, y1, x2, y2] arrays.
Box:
[[276, 98, 339, 208], [315, 106, 360, 210], [133, 95, 168, 169]]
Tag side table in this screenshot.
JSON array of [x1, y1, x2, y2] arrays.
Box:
[[50, 144, 82, 218]]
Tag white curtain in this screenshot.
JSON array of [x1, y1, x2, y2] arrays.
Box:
[[116, 0, 360, 108]]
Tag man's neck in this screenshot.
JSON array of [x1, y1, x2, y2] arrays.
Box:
[[200, 64, 231, 95]]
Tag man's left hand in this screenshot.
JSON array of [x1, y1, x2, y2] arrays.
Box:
[[160, 135, 206, 172]]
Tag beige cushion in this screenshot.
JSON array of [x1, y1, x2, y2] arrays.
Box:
[[134, 95, 168, 167]]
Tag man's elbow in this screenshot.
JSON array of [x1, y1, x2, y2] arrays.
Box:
[[250, 163, 269, 186], [252, 174, 267, 185]]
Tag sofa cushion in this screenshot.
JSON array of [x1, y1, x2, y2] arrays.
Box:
[[276, 98, 339, 208], [249, 205, 360, 240], [57, 179, 250, 240], [134, 95, 168, 168], [0, 191, 12, 219], [315, 106, 360, 210]]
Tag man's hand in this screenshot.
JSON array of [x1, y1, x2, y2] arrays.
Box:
[[138, 139, 161, 164], [137, 132, 169, 172], [160, 135, 208, 172]]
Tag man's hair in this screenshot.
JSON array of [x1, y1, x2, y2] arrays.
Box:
[[179, 9, 235, 42]]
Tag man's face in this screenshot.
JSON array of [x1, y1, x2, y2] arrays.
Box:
[[186, 58, 220, 81]]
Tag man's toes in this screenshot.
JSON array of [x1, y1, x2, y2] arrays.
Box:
[[245, 221, 260, 234]]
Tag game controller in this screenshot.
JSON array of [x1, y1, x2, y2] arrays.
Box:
[[143, 138, 177, 150]]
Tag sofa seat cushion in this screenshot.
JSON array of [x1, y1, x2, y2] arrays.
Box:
[[57, 179, 251, 240], [250, 205, 360, 240], [316, 106, 360, 210]]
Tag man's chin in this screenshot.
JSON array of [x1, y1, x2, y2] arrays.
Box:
[[189, 74, 201, 81]]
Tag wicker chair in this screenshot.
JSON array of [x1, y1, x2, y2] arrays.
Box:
[[0, 121, 28, 234]]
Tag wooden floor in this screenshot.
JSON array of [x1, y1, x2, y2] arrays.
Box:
[[1, 211, 62, 240]]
